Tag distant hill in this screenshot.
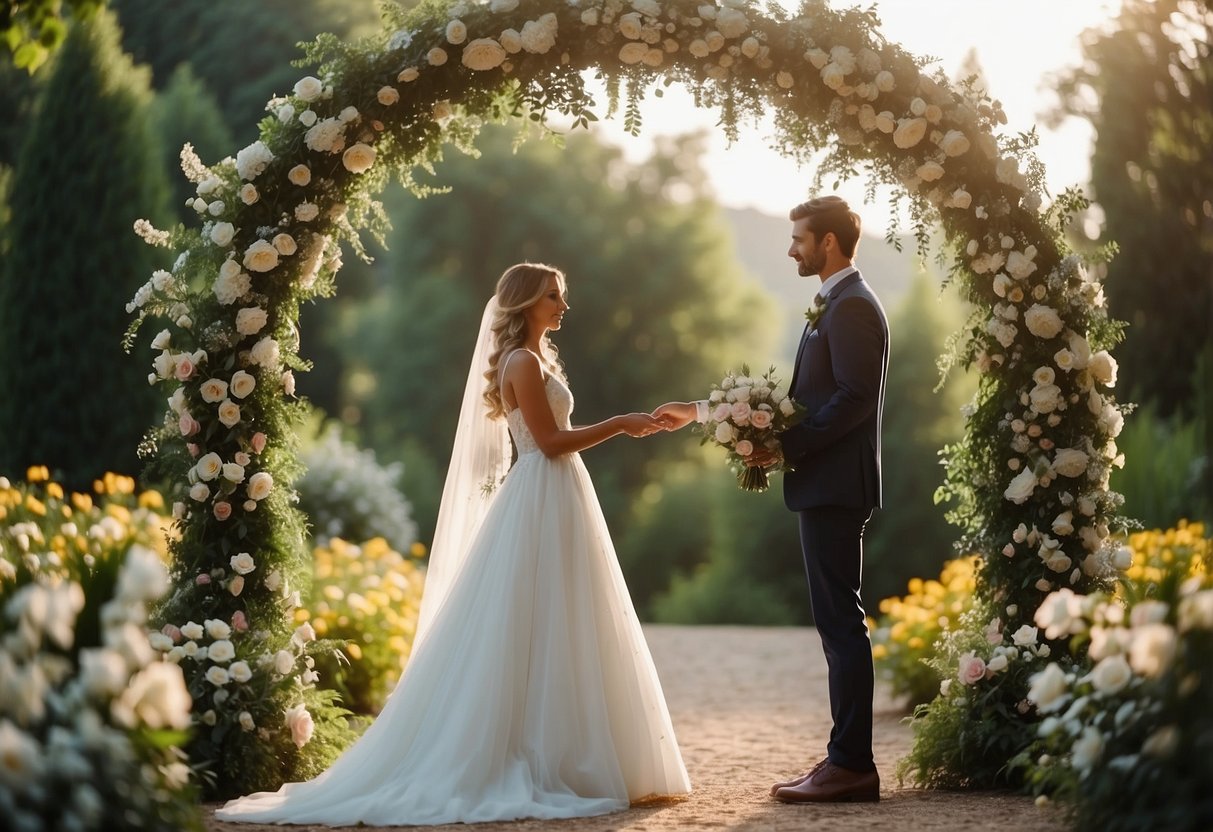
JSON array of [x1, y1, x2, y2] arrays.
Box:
[[721, 206, 942, 361]]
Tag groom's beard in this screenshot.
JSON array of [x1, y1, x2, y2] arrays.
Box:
[[798, 251, 826, 277]]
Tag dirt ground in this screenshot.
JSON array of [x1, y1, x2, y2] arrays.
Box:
[[205, 625, 1069, 832]]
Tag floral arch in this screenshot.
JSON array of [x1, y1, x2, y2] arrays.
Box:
[[127, 0, 1125, 796]]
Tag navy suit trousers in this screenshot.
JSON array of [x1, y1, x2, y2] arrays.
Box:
[[797, 506, 876, 773]]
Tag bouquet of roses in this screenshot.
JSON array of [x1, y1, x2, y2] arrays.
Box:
[[698, 365, 803, 492]]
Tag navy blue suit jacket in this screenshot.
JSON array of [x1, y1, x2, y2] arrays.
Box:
[[778, 271, 890, 512]]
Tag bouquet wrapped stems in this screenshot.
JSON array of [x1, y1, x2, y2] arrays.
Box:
[[738, 464, 771, 492]]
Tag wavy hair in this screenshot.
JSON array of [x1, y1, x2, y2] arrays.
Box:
[[482, 263, 567, 419]]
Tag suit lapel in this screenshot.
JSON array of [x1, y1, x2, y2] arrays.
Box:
[[789, 271, 863, 389]]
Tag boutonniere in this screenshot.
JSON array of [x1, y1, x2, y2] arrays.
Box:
[[804, 293, 831, 330]]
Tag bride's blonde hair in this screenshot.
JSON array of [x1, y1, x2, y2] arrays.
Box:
[[482, 262, 568, 419]]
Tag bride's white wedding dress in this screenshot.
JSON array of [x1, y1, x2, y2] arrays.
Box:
[[215, 370, 691, 826]]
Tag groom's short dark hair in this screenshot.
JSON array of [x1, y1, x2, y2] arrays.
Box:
[[790, 196, 861, 258]]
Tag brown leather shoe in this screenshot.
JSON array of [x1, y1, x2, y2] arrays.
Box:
[[774, 761, 879, 803], [768, 758, 829, 797]]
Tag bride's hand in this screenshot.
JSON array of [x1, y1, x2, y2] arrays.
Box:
[[617, 413, 664, 437]]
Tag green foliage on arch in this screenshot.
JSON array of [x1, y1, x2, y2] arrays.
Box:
[[126, 0, 1126, 796]]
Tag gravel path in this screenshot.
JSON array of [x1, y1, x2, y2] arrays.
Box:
[[206, 625, 1068, 832]]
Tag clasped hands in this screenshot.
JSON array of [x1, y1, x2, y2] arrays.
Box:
[[633, 402, 781, 469]]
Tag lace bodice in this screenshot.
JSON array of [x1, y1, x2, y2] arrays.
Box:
[[505, 375, 574, 457]]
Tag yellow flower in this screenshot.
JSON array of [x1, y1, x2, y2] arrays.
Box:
[[26, 465, 49, 482], [24, 495, 46, 516]]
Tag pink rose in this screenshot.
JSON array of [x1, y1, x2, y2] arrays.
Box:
[[712, 403, 731, 422], [174, 355, 195, 381], [735, 439, 755, 456], [285, 704, 314, 748], [195, 574, 211, 586], [231, 610, 249, 631], [251, 432, 267, 454], [179, 411, 199, 437], [213, 501, 232, 521], [161, 623, 182, 643], [234, 451, 251, 466], [730, 401, 752, 425], [750, 409, 773, 429], [958, 652, 987, 685], [186, 443, 200, 458]]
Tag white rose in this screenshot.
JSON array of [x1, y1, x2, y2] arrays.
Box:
[[235, 141, 273, 181], [180, 621, 204, 641], [893, 117, 928, 149], [304, 117, 345, 153], [520, 14, 558, 54], [462, 38, 508, 70], [619, 41, 648, 64], [986, 654, 1008, 673], [779, 397, 796, 417], [293, 76, 323, 102], [618, 12, 643, 39], [1051, 448, 1090, 478], [205, 666, 230, 687], [196, 453, 223, 482], [250, 337, 280, 369], [229, 370, 256, 400], [217, 400, 242, 428], [821, 63, 846, 90], [295, 202, 319, 222], [287, 164, 311, 187], [580, 8, 599, 24], [247, 471, 274, 501], [1029, 383, 1061, 414], [274, 650, 295, 675], [235, 306, 268, 336], [446, 19, 467, 44], [775, 70, 794, 89], [715, 7, 748, 38], [1005, 250, 1038, 281], [916, 160, 944, 182], [282, 369, 296, 396], [499, 28, 522, 53], [1003, 468, 1037, 504], [714, 421, 735, 444], [1071, 726, 1104, 772], [874, 70, 894, 92], [221, 462, 245, 484], [1011, 624, 1038, 647], [342, 143, 376, 174], [397, 66, 419, 83], [1178, 590, 1213, 632], [874, 110, 896, 133], [230, 552, 256, 575], [189, 482, 210, 502], [207, 639, 235, 664], [1023, 304, 1064, 339], [1026, 663, 1069, 713], [1088, 351, 1117, 386], [243, 240, 280, 273], [210, 222, 235, 247], [1088, 653, 1131, 695], [1051, 511, 1074, 536], [427, 46, 449, 65], [229, 661, 252, 683], [939, 129, 971, 157]]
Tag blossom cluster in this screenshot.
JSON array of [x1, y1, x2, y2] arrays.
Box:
[[1, 471, 199, 830], [698, 365, 800, 492]]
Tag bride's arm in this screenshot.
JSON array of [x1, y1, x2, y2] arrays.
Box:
[[506, 350, 661, 457]]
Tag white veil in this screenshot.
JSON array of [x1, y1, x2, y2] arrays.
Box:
[[412, 296, 511, 651]]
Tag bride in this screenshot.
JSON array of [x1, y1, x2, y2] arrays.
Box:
[[215, 262, 692, 826]]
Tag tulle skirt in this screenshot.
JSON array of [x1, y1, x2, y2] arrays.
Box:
[[215, 450, 690, 826]]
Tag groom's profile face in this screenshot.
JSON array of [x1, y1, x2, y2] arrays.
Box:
[[789, 217, 827, 278]]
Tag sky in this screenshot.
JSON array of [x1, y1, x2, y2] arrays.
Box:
[[575, 0, 1125, 228]]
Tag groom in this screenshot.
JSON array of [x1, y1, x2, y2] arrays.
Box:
[[657, 195, 889, 803]]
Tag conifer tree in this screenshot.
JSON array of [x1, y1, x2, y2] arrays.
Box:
[[0, 9, 170, 487]]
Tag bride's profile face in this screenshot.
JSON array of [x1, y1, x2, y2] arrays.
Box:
[[525, 274, 569, 335]]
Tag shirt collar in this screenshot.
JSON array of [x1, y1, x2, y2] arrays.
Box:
[[817, 265, 858, 299]]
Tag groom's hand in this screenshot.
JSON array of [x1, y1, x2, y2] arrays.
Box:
[[652, 402, 697, 431], [744, 446, 780, 468]]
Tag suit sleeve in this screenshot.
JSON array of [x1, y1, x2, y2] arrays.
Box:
[[779, 296, 885, 465]]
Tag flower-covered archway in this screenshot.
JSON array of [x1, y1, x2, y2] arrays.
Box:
[[127, 0, 1125, 796]]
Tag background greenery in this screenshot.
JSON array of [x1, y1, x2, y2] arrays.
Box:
[[0, 0, 1206, 627]]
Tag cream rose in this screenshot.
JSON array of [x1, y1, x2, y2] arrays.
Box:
[[714, 421, 735, 444], [272, 233, 297, 257], [1024, 304, 1064, 339], [1026, 662, 1069, 712], [207, 639, 235, 664], [939, 129, 971, 157], [342, 143, 376, 174], [210, 222, 235, 247], [189, 482, 210, 502], [293, 76, 323, 102], [217, 400, 242, 428], [619, 42, 648, 64], [1051, 448, 1090, 478], [196, 453, 223, 482], [247, 471, 274, 501], [230, 661, 253, 683], [397, 66, 419, 82], [250, 336, 280, 369], [230, 552, 255, 575], [1003, 468, 1037, 504], [243, 240, 280, 273], [446, 19, 467, 44], [235, 306, 268, 336], [520, 14, 558, 54], [287, 164, 311, 186], [295, 202, 319, 222], [892, 117, 927, 149], [221, 462, 245, 484], [462, 38, 508, 71], [427, 47, 448, 66], [715, 7, 748, 38], [229, 370, 256, 400], [500, 28, 522, 53], [1088, 350, 1117, 386], [235, 140, 273, 181], [205, 666, 230, 687]]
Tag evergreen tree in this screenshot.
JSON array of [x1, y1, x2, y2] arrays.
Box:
[[0, 9, 170, 487]]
